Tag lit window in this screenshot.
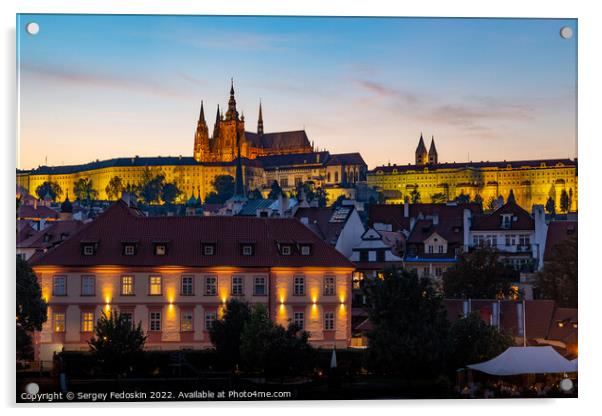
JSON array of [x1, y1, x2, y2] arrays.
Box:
[[181, 276, 194, 296], [121, 276, 135, 295], [281, 245, 291, 255], [121, 312, 133, 327], [203, 244, 215, 256], [231, 275, 244, 296], [242, 244, 254, 256], [81, 311, 94, 332], [149, 276, 162, 295], [149, 311, 162, 331], [293, 312, 305, 330], [323, 275, 335, 296], [53, 312, 65, 332], [293, 275, 305, 296], [154, 244, 167, 256], [81, 275, 95, 296], [124, 245, 135, 256], [205, 311, 217, 330], [204, 276, 217, 296], [83, 245, 95, 256], [180, 311, 193, 332], [324, 311, 335, 331], [253, 276, 266, 296], [53, 276, 66, 296], [301, 245, 311, 256]]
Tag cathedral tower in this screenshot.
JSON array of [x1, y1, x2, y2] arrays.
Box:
[[193, 100, 209, 162], [428, 135, 438, 165], [415, 133, 428, 166], [257, 101, 264, 135]]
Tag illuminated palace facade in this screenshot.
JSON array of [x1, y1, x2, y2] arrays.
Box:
[[367, 134, 578, 211], [30, 201, 354, 360], [17, 82, 367, 202]]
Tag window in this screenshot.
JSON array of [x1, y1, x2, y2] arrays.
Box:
[[473, 235, 484, 246], [438, 245, 445, 254], [53, 276, 66, 296], [293, 312, 305, 330], [53, 312, 66, 332], [81, 275, 95, 296], [281, 178, 289, 188], [324, 311, 335, 331], [149, 311, 162, 331], [505, 234, 517, 247], [323, 275, 335, 296], [435, 267, 443, 277], [205, 311, 217, 330], [231, 275, 244, 296], [359, 250, 369, 262], [300, 245, 311, 256], [121, 276, 135, 296], [83, 245, 95, 256], [81, 311, 94, 332], [281, 245, 292, 255], [241, 244, 254, 256], [293, 275, 305, 296], [202, 244, 215, 256], [427, 245, 434, 254], [501, 214, 512, 229], [181, 276, 194, 296], [180, 311, 193, 332], [519, 235, 530, 246], [253, 276, 267, 296], [154, 244, 167, 256], [204, 276, 217, 296], [124, 245, 136, 256], [377, 250, 385, 262], [149, 276, 162, 295]]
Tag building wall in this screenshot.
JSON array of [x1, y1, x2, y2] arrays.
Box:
[[368, 163, 578, 211], [33, 266, 352, 361]]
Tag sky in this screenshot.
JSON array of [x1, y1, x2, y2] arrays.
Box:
[[17, 15, 577, 170]]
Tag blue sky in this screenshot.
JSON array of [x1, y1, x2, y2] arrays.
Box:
[[17, 15, 577, 169]]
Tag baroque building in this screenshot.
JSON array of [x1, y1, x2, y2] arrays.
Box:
[[368, 134, 578, 211], [17, 82, 365, 203]]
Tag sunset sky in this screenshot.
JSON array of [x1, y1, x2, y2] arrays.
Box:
[[17, 15, 577, 170]]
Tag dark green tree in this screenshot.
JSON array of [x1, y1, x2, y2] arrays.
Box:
[[88, 311, 147, 376], [73, 177, 99, 203], [473, 194, 483, 206], [536, 235, 578, 307], [138, 169, 165, 204], [455, 192, 470, 204], [16, 256, 47, 361], [35, 181, 62, 201], [313, 187, 328, 207], [364, 268, 450, 378], [410, 187, 421, 204], [507, 189, 516, 204], [209, 175, 235, 203], [268, 180, 283, 199], [443, 246, 519, 299], [560, 189, 570, 213], [545, 196, 556, 215], [332, 194, 347, 207], [448, 313, 514, 370], [161, 182, 182, 205], [209, 299, 251, 370], [430, 192, 447, 203], [249, 188, 263, 200], [105, 176, 124, 201]]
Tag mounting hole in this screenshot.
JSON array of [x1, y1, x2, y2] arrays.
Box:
[[26, 22, 40, 35], [560, 26, 573, 40]]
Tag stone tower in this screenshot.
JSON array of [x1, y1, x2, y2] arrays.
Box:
[[415, 133, 428, 166], [193, 100, 209, 162], [257, 101, 264, 135], [428, 135, 438, 165]]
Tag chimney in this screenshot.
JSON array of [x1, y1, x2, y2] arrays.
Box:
[[432, 213, 439, 225], [403, 201, 409, 218]]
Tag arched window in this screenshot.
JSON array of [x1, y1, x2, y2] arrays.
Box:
[[334, 171, 339, 183]]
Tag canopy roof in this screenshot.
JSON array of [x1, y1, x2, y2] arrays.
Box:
[[467, 346, 576, 376]]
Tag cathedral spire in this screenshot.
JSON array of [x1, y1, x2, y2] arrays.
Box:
[[257, 101, 264, 135], [415, 132, 428, 166], [199, 100, 205, 122], [226, 78, 238, 120], [428, 135, 438, 165]]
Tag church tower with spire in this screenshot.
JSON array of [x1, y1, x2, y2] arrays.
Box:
[[257, 101, 264, 135], [428, 135, 438, 165], [415, 133, 428, 166], [193, 100, 209, 162]]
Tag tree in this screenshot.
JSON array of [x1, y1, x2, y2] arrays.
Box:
[[448, 313, 514, 370], [455, 192, 470, 204], [332, 194, 347, 207], [268, 180, 283, 199], [410, 188, 421, 204], [138, 169, 165, 204], [239, 304, 315, 377], [545, 196, 556, 215], [559, 189, 570, 213], [249, 188, 263, 200], [35, 181, 62, 201], [443, 246, 519, 299], [161, 182, 182, 205], [88, 310, 147, 376], [473, 194, 483, 206], [16, 256, 47, 361], [209, 299, 251, 370], [73, 178, 99, 203], [364, 268, 449, 378], [210, 175, 235, 203], [507, 189, 516, 204], [430, 192, 447, 203], [486, 197, 497, 211], [313, 187, 328, 207], [536, 235, 577, 307], [105, 176, 124, 201]]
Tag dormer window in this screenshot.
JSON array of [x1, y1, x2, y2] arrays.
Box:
[[501, 214, 512, 229], [81, 242, 97, 256], [154, 244, 167, 256], [124, 245, 136, 256], [201, 242, 216, 256], [241, 244, 254, 256], [281, 245, 292, 256], [300, 245, 312, 256]]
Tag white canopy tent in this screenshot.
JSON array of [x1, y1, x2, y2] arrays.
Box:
[[467, 346, 576, 376]]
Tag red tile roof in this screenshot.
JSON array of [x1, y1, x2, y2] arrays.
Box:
[[17, 220, 83, 249], [294, 206, 354, 247], [368, 203, 482, 231], [17, 205, 59, 220], [471, 201, 534, 231], [544, 221, 577, 261], [31, 201, 355, 269]]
